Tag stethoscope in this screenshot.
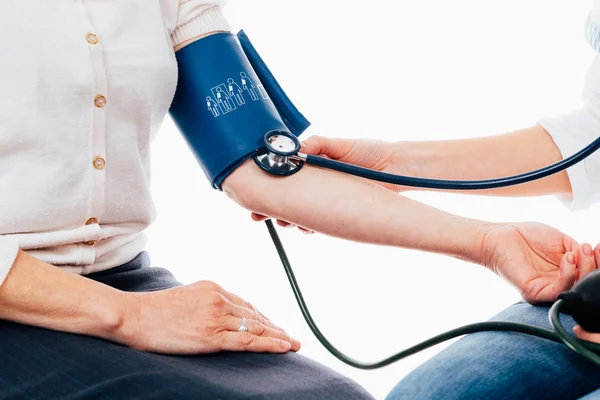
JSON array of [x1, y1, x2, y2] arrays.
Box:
[[253, 129, 600, 370]]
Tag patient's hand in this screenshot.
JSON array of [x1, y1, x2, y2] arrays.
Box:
[[480, 222, 597, 304]]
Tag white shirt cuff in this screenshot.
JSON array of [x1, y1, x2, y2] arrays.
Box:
[[0, 237, 20, 287], [538, 118, 593, 211]]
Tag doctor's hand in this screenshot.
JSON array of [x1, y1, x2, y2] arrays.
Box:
[[250, 213, 314, 234], [480, 222, 598, 304], [114, 280, 301, 355], [570, 245, 600, 344], [300, 136, 403, 191], [574, 323, 600, 344]]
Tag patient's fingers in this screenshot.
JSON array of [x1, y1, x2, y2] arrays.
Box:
[[577, 243, 597, 281], [594, 244, 600, 270], [544, 252, 577, 300]]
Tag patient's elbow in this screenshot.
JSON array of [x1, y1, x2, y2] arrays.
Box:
[[222, 159, 271, 212]]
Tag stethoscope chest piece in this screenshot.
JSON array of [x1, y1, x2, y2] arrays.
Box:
[[254, 130, 304, 176]]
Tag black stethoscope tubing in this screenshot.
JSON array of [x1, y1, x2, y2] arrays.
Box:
[[253, 131, 600, 369]]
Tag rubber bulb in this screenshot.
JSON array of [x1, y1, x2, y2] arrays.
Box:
[[559, 269, 600, 332]]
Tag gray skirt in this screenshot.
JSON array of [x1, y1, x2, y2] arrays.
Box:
[[0, 251, 373, 400]]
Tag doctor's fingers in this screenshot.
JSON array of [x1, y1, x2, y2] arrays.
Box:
[[250, 213, 315, 234], [573, 326, 600, 344], [251, 212, 270, 222], [251, 212, 292, 227], [251, 213, 290, 228], [275, 219, 315, 234], [300, 135, 355, 160]]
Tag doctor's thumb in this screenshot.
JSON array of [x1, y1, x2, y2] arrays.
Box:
[[300, 136, 355, 160]]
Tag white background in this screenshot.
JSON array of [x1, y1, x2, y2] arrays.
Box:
[[148, 1, 600, 399]]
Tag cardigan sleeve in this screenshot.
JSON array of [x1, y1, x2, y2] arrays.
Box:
[[0, 236, 19, 287], [161, 0, 231, 48]]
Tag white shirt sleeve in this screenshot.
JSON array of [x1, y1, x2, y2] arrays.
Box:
[[538, 12, 600, 210], [162, 0, 231, 48], [0, 237, 20, 287]]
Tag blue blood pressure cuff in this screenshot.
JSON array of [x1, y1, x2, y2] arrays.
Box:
[[169, 31, 311, 189]]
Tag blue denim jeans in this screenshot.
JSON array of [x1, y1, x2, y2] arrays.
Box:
[[387, 302, 600, 400]]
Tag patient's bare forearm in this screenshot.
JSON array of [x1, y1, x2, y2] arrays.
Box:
[[0, 250, 127, 341], [223, 160, 494, 264], [396, 125, 572, 197]]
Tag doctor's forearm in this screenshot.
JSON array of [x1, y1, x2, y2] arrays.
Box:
[[223, 160, 494, 263], [395, 125, 572, 197]]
